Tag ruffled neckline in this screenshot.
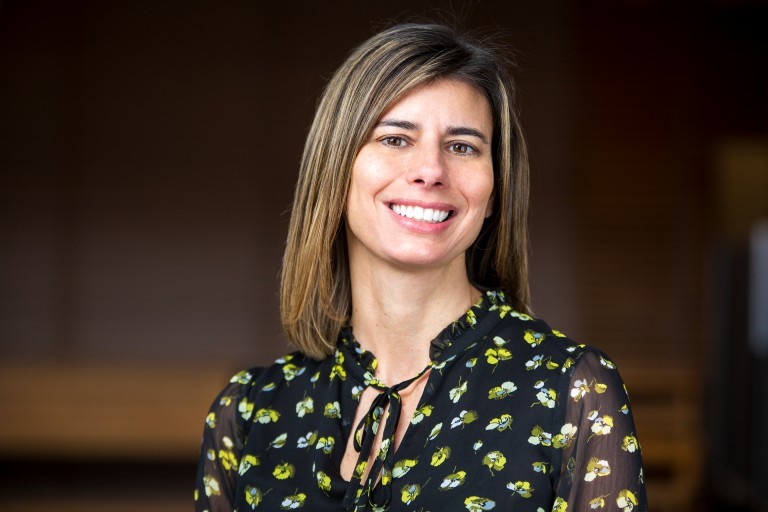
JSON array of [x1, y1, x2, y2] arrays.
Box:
[[336, 289, 511, 388]]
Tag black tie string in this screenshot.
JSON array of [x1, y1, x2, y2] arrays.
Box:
[[343, 369, 428, 510]]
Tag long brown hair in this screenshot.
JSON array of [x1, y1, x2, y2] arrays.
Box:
[[280, 23, 531, 360]]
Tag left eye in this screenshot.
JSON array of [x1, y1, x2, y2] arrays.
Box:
[[448, 143, 476, 155]]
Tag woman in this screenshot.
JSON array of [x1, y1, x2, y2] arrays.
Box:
[[195, 22, 647, 511]]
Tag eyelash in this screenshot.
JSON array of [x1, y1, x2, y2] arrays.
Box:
[[379, 137, 479, 156]]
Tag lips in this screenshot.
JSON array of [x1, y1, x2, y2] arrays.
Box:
[[389, 203, 451, 223]]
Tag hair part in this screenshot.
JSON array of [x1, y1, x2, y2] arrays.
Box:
[[280, 22, 531, 360]]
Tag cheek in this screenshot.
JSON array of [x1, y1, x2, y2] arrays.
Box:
[[468, 170, 495, 217]]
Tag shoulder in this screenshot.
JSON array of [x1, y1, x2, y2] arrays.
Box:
[[487, 308, 629, 388], [225, 351, 329, 401]]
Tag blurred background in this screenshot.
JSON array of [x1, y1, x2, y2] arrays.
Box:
[[1, 0, 767, 510]]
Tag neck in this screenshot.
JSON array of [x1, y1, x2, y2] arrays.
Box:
[[348, 258, 480, 386]]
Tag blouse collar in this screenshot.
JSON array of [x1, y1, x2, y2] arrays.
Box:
[[336, 289, 511, 385]]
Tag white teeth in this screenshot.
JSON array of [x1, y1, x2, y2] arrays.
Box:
[[391, 203, 450, 223]]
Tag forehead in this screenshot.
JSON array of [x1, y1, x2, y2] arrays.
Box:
[[376, 78, 493, 131]]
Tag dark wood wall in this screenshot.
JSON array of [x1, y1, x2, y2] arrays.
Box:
[[1, 1, 767, 510]]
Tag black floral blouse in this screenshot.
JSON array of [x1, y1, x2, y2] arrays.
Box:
[[195, 290, 647, 511]]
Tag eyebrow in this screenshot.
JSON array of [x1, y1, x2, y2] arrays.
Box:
[[375, 118, 489, 145], [447, 126, 489, 145]]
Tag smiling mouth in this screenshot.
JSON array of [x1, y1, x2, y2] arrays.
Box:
[[390, 203, 452, 223]]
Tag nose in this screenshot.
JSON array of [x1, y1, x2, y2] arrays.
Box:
[[406, 143, 447, 187]]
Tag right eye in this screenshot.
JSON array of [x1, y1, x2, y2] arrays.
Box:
[[381, 136, 408, 147]]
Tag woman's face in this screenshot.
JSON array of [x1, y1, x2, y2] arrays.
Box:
[[345, 78, 494, 273]]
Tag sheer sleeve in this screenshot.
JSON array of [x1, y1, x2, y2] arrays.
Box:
[[553, 349, 647, 511], [194, 368, 261, 512]]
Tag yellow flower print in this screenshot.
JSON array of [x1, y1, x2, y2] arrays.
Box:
[[255, 408, 279, 424], [282, 363, 305, 381], [620, 403, 630, 415], [449, 379, 468, 403], [203, 475, 220, 497], [354, 460, 367, 478], [482, 450, 507, 475], [511, 310, 533, 321], [486, 414, 513, 432], [400, 483, 421, 505], [323, 401, 341, 418], [431, 446, 451, 466], [532, 461, 548, 473], [585, 457, 611, 481], [218, 396, 232, 407], [230, 370, 252, 384], [599, 356, 616, 369], [262, 382, 277, 391], [473, 440, 483, 452], [552, 423, 578, 449], [411, 404, 434, 424], [464, 496, 496, 510], [488, 381, 517, 399], [589, 495, 609, 509], [524, 329, 545, 347], [616, 489, 639, 511], [588, 411, 614, 437], [466, 309, 478, 325], [623, 434, 640, 452], [316, 471, 331, 493], [570, 379, 590, 401], [268, 433, 287, 449], [295, 396, 314, 418], [206, 412, 216, 429], [379, 438, 392, 459], [351, 385, 364, 401], [431, 359, 449, 374], [485, 347, 512, 367], [244, 485, 262, 509], [494, 303, 513, 318], [552, 329, 567, 337], [525, 355, 544, 370], [280, 492, 306, 509], [239, 397, 255, 421], [506, 480, 533, 498], [273, 462, 295, 480], [392, 458, 418, 478], [552, 497, 568, 511], [440, 470, 466, 490], [330, 359, 346, 381], [492, 336, 509, 347], [528, 425, 552, 446], [532, 381, 557, 408], [425, 422, 443, 444], [466, 357, 478, 369], [450, 410, 478, 429], [363, 371, 384, 387], [238, 454, 260, 476], [315, 436, 335, 455], [297, 430, 317, 449], [218, 448, 238, 471], [594, 382, 608, 393]]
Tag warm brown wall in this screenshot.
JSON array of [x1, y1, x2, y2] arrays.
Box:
[[1, 1, 766, 510]]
